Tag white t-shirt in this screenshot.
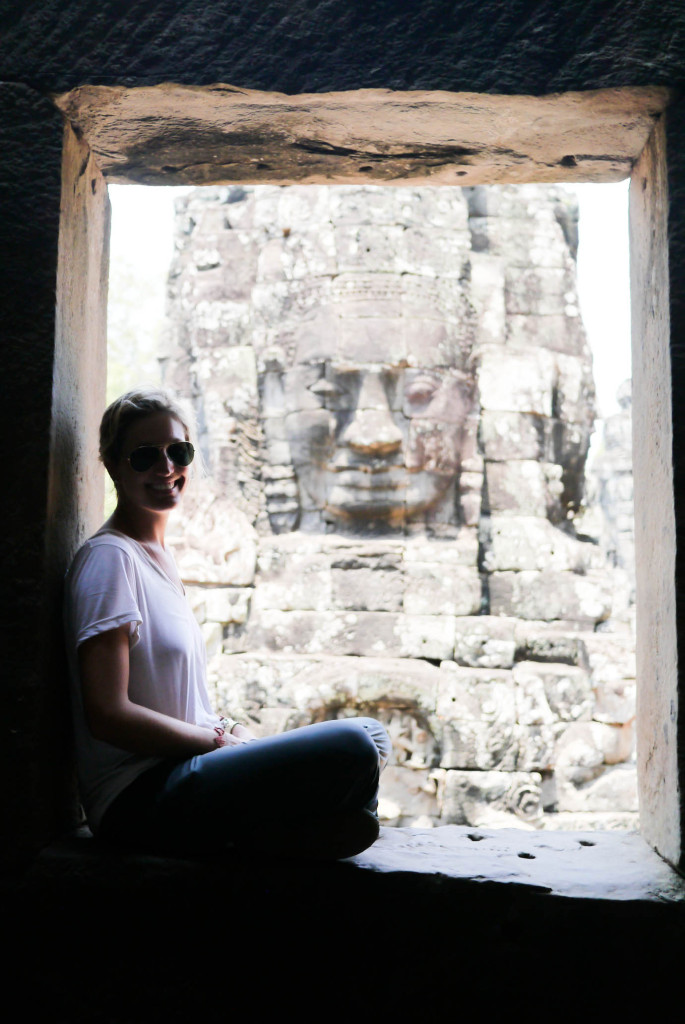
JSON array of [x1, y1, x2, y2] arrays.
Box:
[[64, 529, 218, 831]]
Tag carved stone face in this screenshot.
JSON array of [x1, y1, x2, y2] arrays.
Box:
[[278, 322, 473, 525]]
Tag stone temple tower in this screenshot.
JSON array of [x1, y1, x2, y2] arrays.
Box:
[[162, 184, 637, 831]]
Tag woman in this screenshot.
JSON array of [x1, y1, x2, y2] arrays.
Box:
[[64, 386, 390, 859]]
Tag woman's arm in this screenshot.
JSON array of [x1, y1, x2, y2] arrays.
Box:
[[78, 626, 222, 757]]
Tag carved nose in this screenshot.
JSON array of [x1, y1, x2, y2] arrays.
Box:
[[340, 375, 403, 455]]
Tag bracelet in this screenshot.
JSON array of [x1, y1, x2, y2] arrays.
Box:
[[219, 716, 240, 735], [213, 724, 227, 748]]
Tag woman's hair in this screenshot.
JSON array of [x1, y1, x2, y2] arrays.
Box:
[[99, 385, 195, 466]]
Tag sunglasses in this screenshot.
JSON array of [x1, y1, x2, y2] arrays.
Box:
[[127, 441, 195, 473]]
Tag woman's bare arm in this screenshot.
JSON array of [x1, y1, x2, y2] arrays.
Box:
[[78, 626, 219, 756]]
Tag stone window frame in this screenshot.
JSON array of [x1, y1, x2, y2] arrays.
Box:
[[49, 84, 682, 872]]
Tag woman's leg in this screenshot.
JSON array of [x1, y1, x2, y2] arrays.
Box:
[[103, 717, 391, 859]]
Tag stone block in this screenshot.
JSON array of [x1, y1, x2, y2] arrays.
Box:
[[514, 661, 594, 723], [203, 586, 251, 624], [398, 614, 456, 660], [489, 570, 612, 623], [453, 615, 517, 668], [514, 626, 588, 667], [377, 766, 441, 825], [201, 621, 223, 659], [469, 253, 506, 347], [505, 266, 574, 316], [477, 346, 555, 415], [338, 316, 407, 363], [484, 462, 554, 516], [403, 533, 479, 567], [399, 228, 469, 279], [251, 559, 332, 612], [592, 680, 637, 726], [210, 653, 360, 719], [403, 564, 481, 616], [169, 501, 257, 586], [404, 318, 465, 368], [555, 764, 639, 813], [506, 313, 587, 355], [481, 515, 603, 573], [245, 609, 402, 657], [517, 726, 557, 771], [334, 223, 405, 274], [441, 770, 542, 826], [185, 586, 207, 624], [331, 567, 404, 612], [554, 721, 635, 784], [555, 352, 595, 425], [436, 664, 515, 722], [440, 720, 519, 771], [355, 658, 440, 713], [479, 410, 547, 461]]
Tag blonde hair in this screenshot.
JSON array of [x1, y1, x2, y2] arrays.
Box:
[[99, 386, 196, 465]]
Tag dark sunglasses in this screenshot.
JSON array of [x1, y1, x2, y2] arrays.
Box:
[[127, 441, 195, 473]]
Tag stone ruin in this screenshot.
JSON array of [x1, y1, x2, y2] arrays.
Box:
[[161, 183, 637, 831]]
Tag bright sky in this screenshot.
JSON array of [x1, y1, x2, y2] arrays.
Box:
[[108, 179, 631, 417]]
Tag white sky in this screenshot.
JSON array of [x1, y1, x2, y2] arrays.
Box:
[[108, 179, 631, 417]]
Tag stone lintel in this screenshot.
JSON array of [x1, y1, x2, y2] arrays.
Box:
[[53, 83, 670, 187]]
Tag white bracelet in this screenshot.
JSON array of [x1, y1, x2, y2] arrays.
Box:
[[219, 716, 239, 734]]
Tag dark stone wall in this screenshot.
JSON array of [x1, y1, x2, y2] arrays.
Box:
[[0, 84, 75, 863], [1, 0, 684, 95], [2, 0, 685, 867]]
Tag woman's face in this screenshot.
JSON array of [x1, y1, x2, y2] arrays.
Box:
[[110, 412, 191, 516]]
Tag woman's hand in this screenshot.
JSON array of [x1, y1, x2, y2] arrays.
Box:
[[224, 722, 258, 745]]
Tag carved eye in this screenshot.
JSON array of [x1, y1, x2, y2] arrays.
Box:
[[308, 378, 347, 403], [405, 378, 438, 405]]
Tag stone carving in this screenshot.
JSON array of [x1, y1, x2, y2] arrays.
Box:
[[163, 183, 637, 832]]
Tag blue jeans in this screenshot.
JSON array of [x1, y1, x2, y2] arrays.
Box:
[[99, 717, 391, 859]]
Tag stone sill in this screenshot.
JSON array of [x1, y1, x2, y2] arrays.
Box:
[[27, 823, 685, 903], [8, 824, 685, 1015]]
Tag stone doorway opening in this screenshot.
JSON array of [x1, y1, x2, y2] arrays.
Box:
[[107, 179, 637, 833]]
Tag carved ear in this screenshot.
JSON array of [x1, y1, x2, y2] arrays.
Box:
[[259, 357, 300, 533]]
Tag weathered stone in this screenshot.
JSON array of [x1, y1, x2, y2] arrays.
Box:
[[377, 766, 441, 825], [403, 533, 479, 567], [485, 461, 564, 518], [331, 567, 404, 612], [355, 659, 440, 714], [555, 721, 635, 784], [477, 346, 555, 415], [56, 84, 668, 188], [201, 621, 223, 659], [555, 765, 639, 813], [504, 266, 575, 316], [162, 181, 636, 829], [506, 313, 587, 354], [441, 770, 542, 827], [436, 664, 515, 728], [481, 516, 604, 573], [517, 726, 557, 771], [479, 410, 547, 462], [489, 570, 612, 623], [403, 564, 481, 616], [514, 662, 594, 723], [453, 615, 517, 668], [245, 609, 401, 657], [441, 720, 519, 770], [514, 626, 589, 667], [397, 614, 456, 661], [202, 586, 252, 625], [167, 498, 257, 585]]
